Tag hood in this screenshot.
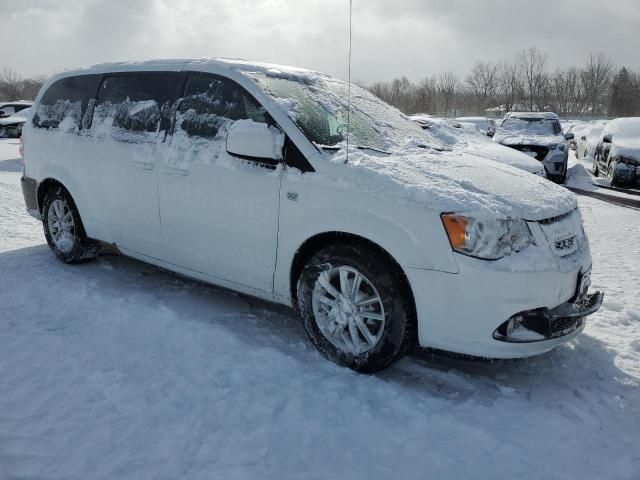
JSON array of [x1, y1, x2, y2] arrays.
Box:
[[326, 148, 576, 222], [463, 142, 544, 174], [611, 137, 640, 160], [493, 132, 565, 146]]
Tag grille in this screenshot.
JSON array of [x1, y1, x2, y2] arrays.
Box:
[[538, 209, 583, 257], [510, 145, 549, 161], [550, 317, 583, 337]]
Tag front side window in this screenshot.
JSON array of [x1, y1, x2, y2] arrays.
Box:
[[33, 75, 100, 131], [175, 73, 267, 140], [91, 74, 173, 140]]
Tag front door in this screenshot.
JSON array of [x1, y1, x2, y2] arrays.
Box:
[[157, 72, 282, 294]]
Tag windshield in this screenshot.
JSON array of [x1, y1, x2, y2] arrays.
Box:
[[247, 73, 445, 153], [500, 117, 562, 136]]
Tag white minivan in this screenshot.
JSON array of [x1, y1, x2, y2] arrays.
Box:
[[20, 58, 603, 372]]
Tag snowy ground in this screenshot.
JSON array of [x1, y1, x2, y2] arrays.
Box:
[[1, 138, 639, 479]]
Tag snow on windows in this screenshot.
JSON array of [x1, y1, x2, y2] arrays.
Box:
[[33, 75, 100, 132], [90, 75, 172, 141]]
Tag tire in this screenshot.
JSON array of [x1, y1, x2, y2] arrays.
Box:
[[296, 244, 416, 373], [42, 186, 97, 263], [593, 158, 599, 177]]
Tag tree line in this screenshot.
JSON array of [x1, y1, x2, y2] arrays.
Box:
[[0, 68, 45, 103], [2, 48, 640, 119], [363, 48, 640, 118]]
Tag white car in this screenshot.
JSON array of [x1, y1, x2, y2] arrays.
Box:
[[0, 107, 32, 138], [455, 116, 497, 136], [411, 114, 547, 177], [21, 59, 602, 371], [576, 123, 606, 159]]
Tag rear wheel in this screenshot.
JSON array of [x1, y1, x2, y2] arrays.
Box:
[[42, 187, 97, 263], [296, 244, 416, 373]]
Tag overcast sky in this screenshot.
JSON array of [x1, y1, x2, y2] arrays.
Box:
[[3, 0, 639, 82]]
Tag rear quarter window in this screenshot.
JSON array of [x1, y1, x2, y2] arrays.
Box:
[[33, 75, 100, 131]]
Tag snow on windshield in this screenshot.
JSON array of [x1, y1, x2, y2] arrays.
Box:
[[501, 117, 561, 136], [245, 71, 445, 153]]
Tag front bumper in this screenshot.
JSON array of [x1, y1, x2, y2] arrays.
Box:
[[542, 152, 568, 175], [21, 176, 41, 220], [406, 252, 598, 359], [493, 291, 603, 343]]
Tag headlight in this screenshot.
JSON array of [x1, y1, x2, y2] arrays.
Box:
[[549, 143, 558, 150], [441, 214, 534, 260]]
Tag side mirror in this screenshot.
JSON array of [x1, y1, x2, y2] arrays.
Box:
[[226, 120, 284, 161], [602, 134, 613, 143], [564, 132, 574, 141]]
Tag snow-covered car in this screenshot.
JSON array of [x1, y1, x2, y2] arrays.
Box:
[[455, 116, 497, 136], [594, 117, 640, 187], [565, 122, 588, 150], [411, 114, 547, 177], [0, 100, 32, 119], [576, 122, 606, 159], [20, 59, 602, 372], [494, 112, 573, 183], [0, 107, 31, 138]]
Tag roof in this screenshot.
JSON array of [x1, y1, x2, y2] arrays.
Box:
[[504, 111, 560, 120], [0, 100, 33, 106]]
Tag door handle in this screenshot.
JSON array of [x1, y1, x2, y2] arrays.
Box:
[[161, 166, 189, 176], [131, 160, 154, 171]]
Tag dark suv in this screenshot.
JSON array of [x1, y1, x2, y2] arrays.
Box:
[[493, 112, 573, 183]]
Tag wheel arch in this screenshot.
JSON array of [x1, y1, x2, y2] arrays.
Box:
[[289, 231, 416, 320], [37, 177, 68, 213]]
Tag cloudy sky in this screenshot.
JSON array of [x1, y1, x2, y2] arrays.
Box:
[[3, 0, 639, 82]]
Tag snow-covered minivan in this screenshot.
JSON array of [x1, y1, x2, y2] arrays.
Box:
[[20, 59, 602, 372]]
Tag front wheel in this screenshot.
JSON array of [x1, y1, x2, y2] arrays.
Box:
[[296, 244, 415, 373], [42, 187, 97, 263]]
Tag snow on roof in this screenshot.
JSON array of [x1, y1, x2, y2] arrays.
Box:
[[505, 111, 559, 120]]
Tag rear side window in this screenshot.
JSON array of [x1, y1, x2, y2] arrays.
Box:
[[175, 73, 266, 140], [33, 75, 100, 131], [91, 74, 173, 139]]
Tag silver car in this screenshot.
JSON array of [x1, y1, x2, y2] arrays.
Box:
[[494, 112, 573, 183]]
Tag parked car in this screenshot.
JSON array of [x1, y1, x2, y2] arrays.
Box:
[[410, 114, 547, 177], [494, 112, 573, 183], [0, 107, 31, 138], [565, 123, 588, 150], [21, 59, 602, 372], [593, 117, 640, 187], [455, 116, 497, 136], [576, 123, 606, 159], [0, 101, 33, 119]]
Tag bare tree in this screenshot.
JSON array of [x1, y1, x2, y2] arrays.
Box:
[[465, 61, 499, 115], [436, 72, 459, 115], [0, 67, 22, 101], [497, 61, 524, 113], [518, 47, 549, 111], [581, 53, 613, 115]]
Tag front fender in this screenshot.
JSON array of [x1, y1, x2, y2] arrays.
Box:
[[274, 170, 459, 301]]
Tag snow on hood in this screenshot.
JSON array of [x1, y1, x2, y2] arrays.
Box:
[[237, 68, 574, 221], [411, 118, 543, 175], [0, 108, 31, 126], [610, 137, 640, 160], [468, 142, 544, 174], [493, 132, 565, 146], [322, 147, 576, 222]]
